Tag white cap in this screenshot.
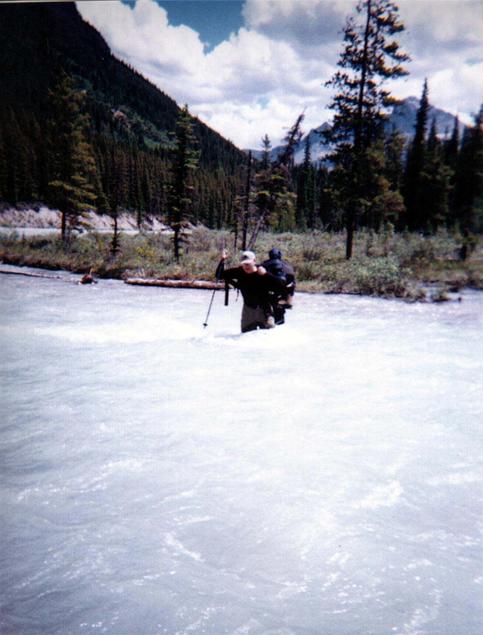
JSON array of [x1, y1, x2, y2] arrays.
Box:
[[240, 250, 256, 264]]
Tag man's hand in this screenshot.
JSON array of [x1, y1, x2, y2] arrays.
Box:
[[256, 266, 267, 275], [221, 249, 228, 260]]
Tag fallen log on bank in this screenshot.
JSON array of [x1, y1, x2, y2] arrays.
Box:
[[125, 277, 223, 290], [0, 268, 65, 280]]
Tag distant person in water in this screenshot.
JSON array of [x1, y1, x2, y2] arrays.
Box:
[[262, 248, 296, 325], [215, 249, 285, 333], [79, 268, 98, 285]]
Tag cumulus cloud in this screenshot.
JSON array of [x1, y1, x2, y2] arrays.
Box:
[[243, 0, 351, 46], [399, 0, 481, 51], [77, 0, 333, 147], [395, 0, 483, 121], [78, 0, 207, 86], [77, 0, 482, 148], [244, 0, 361, 57]]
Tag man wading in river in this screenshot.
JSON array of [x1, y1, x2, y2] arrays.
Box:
[[262, 248, 296, 325], [216, 250, 286, 333]]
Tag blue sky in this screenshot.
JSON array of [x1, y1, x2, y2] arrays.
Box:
[[121, 0, 245, 49], [78, 0, 483, 148], [157, 1, 244, 49]]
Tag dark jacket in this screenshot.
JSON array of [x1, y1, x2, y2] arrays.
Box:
[[262, 255, 295, 298], [216, 261, 285, 309]]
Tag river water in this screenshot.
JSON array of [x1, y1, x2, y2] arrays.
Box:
[[1, 268, 482, 635]]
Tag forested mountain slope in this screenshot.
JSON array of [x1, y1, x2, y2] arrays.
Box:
[[0, 2, 245, 226]]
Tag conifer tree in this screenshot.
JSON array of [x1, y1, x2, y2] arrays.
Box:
[[266, 113, 305, 232], [250, 117, 303, 245], [2, 109, 22, 203], [384, 127, 405, 192], [403, 79, 429, 230], [318, 166, 341, 230], [419, 118, 452, 230], [277, 112, 304, 170], [250, 136, 275, 247], [168, 105, 200, 261], [46, 71, 99, 241], [324, 0, 409, 258], [364, 139, 405, 230], [444, 115, 460, 173], [33, 115, 50, 202], [2, 109, 36, 203], [106, 146, 128, 255], [444, 115, 460, 217], [260, 134, 272, 170], [307, 165, 317, 228], [18, 112, 38, 201], [453, 106, 482, 257], [235, 150, 253, 249], [271, 165, 297, 232], [0, 128, 6, 200], [296, 136, 316, 228]]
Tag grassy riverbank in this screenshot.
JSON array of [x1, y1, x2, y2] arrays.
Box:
[[1, 228, 481, 300]]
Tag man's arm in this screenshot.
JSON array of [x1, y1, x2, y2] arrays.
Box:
[[215, 258, 225, 281], [215, 250, 240, 285]]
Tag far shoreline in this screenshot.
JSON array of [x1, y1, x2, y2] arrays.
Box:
[[1, 207, 481, 303], [1, 260, 478, 306]]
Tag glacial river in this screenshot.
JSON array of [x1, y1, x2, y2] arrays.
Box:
[[1, 267, 482, 634]]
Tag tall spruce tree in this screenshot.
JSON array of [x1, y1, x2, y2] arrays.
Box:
[[250, 115, 304, 244], [318, 166, 341, 230], [260, 134, 271, 170], [444, 115, 460, 172], [277, 112, 304, 170], [2, 108, 37, 204], [453, 106, 482, 258], [107, 145, 128, 255], [364, 139, 405, 230], [384, 127, 405, 192], [324, 0, 409, 258], [403, 79, 429, 230], [419, 118, 452, 231], [168, 105, 200, 261], [46, 71, 99, 241], [271, 113, 305, 231], [0, 128, 6, 200], [296, 136, 314, 229], [250, 137, 274, 248], [235, 150, 253, 249], [444, 115, 460, 217]]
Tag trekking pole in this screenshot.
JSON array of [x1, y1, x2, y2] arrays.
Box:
[[224, 279, 230, 306], [203, 287, 217, 328], [203, 240, 226, 328]]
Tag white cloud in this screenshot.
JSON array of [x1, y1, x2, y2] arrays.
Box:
[[398, 0, 481, 50], [77, 0, 482, 148], [78, 0, 206, 79], [243, 0, 353, 47], [395, 0, 483, 121]]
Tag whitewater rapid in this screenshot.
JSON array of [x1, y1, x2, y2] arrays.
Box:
[[1, 269, 482, 634]]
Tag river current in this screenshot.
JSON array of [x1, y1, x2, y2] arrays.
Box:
[[1, 267, 482, 634]]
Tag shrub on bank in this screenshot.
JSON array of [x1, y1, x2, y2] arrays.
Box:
[[352, 256, 407, 296], [0, 228, 480, 299]]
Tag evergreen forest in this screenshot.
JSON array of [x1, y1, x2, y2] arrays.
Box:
[[0, 1, 481, 264], [0, 3, 245, 233]]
